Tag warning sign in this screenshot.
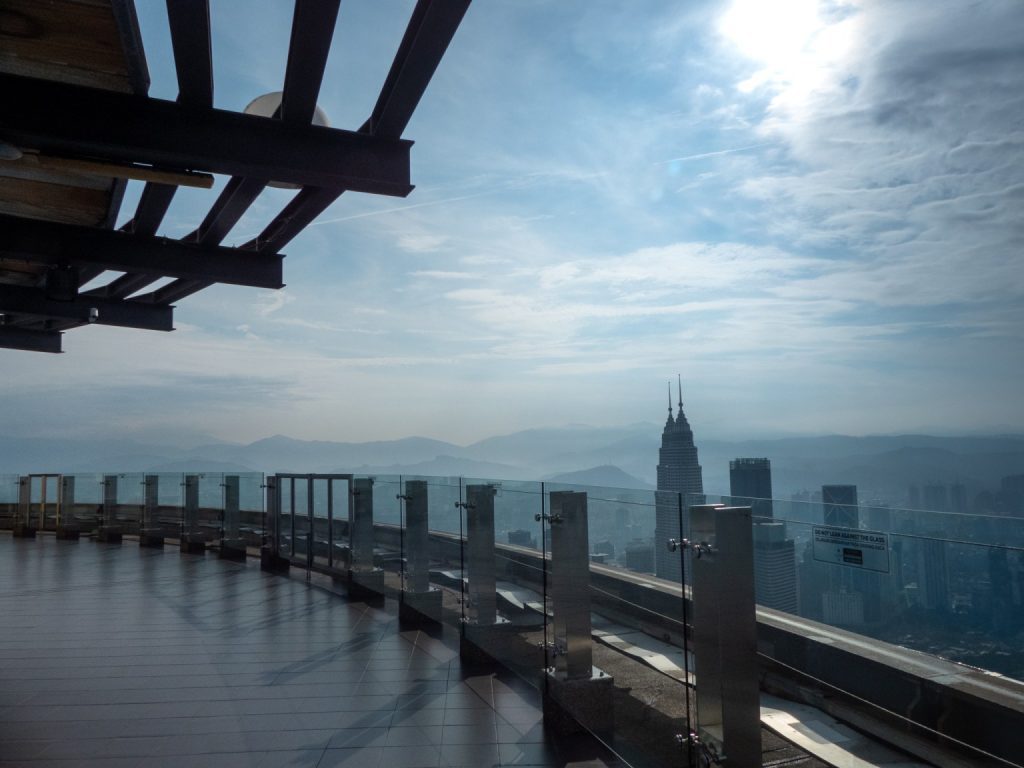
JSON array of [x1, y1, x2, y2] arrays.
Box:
[[812, 527, 890, 574]]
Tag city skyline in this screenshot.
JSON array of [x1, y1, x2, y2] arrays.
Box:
[[2, 0, 1023, 446]]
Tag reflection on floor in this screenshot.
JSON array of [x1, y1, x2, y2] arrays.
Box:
[[0, 535, 625, 767]]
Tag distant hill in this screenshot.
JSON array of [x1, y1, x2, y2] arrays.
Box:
[[543, 465, 653, 490], [2, 428, 1022, 510]]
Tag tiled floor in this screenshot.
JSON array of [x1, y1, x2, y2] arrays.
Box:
[[0, 535, 624, 767]]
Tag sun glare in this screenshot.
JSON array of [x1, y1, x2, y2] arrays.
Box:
[[719, 0, 843, 91]]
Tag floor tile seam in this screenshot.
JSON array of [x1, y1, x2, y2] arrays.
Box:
[[0, 721, 410, 744]]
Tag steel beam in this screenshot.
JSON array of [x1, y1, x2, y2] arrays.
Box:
[[1, 214, 284, 290], [548, 491, 594, 680], [0, 326, 61, 353], [124, 182, 177, 237], [1, 74, 414, 195], [465, 484, 497, 625], [166, 0, 214, 107], [0, 284, 172, 331], [367, 0, 472, 138], [243, 186, 342, 253], [282, 0, 340, 124]]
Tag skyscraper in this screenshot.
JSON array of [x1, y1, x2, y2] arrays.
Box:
[[654, 377, 704, 582], [752, 522, 798, 614], [822, 484, 858, 528], [730, 457, 774, 519]]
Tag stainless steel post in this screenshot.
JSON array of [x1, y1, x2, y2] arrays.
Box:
[[143, 475, 158, 529], [17, 475, 29, 526], [690, 504, 759, 766], [265, 475, 279, 554], [465, 484, 497, 625], [404, 480, 429, 593], [549, 491, 592, 680], [351, 478, 375, 573], [183, 474, 199, 535], [103, 474, 118, 525], [223, 475, 240, 540], [58, 475, 75, 528]]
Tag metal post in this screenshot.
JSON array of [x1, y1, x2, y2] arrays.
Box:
[[12, 475, 35, 537], [144, 475, 158, 529], [137, 474, 163, 548], [351, 477, 375, 573], [542, 490, 614, 735], [689, 504, 759, 766], [404, 480, 430, 593], [306, 476, 314, 578], [266, 475, 279, 554], [465, 483, 497, 626], [58, 475, 75, 528], [327, 478, 334, 569], [38, 475, 47, 529], [223, 475, 240, 540], [103, 474, 118, 525], [183, 475, 199, 535], [549, 491, 593, 681], [17, 475, 29, 525]]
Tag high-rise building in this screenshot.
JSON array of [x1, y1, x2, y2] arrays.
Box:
[[730, 457, 774, 519], [753, 522, 798, 613], [822, 484, 858, 528], [923, 484, 949, 513], [654, 377, 704, 582], [625, 540, 655, 574]]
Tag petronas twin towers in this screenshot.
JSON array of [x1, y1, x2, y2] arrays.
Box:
[[654, 377, 705, 582]]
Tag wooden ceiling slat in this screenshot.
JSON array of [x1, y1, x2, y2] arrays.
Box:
[[0, 0, 134, 91]]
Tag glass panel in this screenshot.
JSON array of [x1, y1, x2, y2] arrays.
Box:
[[310, 476, 330, 569], [372, 475, 403, 594], [329, 476, 350, 573]]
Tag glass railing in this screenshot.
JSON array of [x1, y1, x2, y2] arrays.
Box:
[[699, 492, 1024, 683], [0, 472, 265, 547], [9, 470, 1018, 766]]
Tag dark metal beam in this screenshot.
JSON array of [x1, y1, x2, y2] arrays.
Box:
[[281, 0, 341, 124], [166, 0, 214, 107], [0, 214, 283, 290], [141, 1, 344, 307], [2, 74, 414, 195], [127, 183, 178, 237], [0, 326, 61, 353], [104, 181, 179, 298], [243, 186, 342, 253], [0, 285, 173, 331], [189, 177, 268, 245], [366, 0, 472, 139]]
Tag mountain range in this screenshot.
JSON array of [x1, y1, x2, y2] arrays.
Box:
[[1, 426, 1022, 507]]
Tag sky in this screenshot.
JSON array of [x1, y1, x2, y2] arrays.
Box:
[[3, 0, 1023, 445]]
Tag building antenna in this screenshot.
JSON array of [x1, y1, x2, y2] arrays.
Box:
[[677, 373, 683, 412], [667, 381, 673, 416]]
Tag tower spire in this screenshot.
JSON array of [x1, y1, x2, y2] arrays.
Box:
[[677, 373, 683, 413], [667, 382, 673, 417]]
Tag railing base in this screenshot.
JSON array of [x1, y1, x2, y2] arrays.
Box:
[[459, 620, 527, 667], [260, 548, 290, 574], [12, 523, 36, 539], [55, 526, 80, 541], [347, 569, 385, 603], [218, 540, 247, 562], [399, 589, 443, 626], [179, 536, 206, 555], [543, 666, 614, 737], [139, 530, 164, 548], [96, 526, 123, 544]]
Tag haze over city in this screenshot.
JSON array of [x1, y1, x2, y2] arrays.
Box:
[[3, 0, 1022, 447]]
